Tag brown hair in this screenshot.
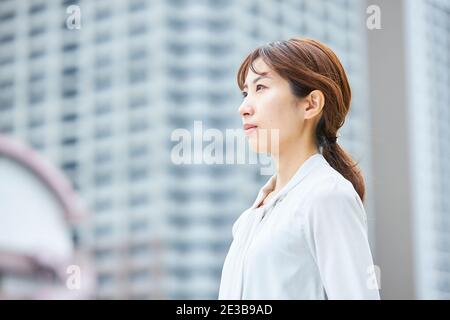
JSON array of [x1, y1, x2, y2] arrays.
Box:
[[237, 37, 365, 202]]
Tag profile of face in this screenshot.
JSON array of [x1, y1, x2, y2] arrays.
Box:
[[239, 58, 323, 155]]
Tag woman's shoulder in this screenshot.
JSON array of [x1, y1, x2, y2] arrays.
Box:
[[288, 162, 358, 204], [300, 165, 368, 228], [309, 165, 358, 200], [289, 164, 365, 222]]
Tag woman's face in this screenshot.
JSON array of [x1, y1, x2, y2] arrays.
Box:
[[239, 58, 307, 154]]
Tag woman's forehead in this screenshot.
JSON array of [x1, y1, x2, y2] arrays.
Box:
[[249, 58, 271, 75], [245, 59, 278, 83]]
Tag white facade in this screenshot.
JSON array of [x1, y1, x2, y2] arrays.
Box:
[[405, 0, 450, 299]]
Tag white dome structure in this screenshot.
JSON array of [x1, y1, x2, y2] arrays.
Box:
[[0, 135, 93, 299]]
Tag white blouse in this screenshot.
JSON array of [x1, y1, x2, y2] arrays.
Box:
[[218, 153, 380, 300]]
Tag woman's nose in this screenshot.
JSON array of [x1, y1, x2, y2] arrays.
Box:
[[238, 100, 254, 117]]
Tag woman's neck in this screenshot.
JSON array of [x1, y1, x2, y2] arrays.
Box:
[[272, 140, 319, 194]]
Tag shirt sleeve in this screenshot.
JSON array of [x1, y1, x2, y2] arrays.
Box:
[[302, 183, 380, 300]]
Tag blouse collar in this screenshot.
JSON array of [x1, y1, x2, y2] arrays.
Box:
[[251, 152, 328, 210]]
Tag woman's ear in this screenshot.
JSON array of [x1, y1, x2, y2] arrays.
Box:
[[304, 90, 325, 119]]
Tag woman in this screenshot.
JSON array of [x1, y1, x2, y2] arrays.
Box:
[[218, 38, 380, 300]]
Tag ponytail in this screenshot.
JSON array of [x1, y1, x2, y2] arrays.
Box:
[[321, 142, 365, 203], [316, 117, 365, 202]]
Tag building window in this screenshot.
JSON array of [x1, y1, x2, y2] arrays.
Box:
[[62, 43, 79, 52], [128, 144, 149, 159], [62, 113, 78, 123], [95, 55, 112, 69], [94, 198, 113, 213], [61, 136, 78, 146], [128, 23, 148, 36], [29, 48, 46, 59], [169, 191, 189, 204], [95, 101, 112, 116], [128, 67, 147, 84], [95, 151, 112, 165], [29, 72, 44, 83], [95, 74, 112, 91], [0, 96, 13, 111], [128, 118, 148, 133], [168, 214, 191, 228], [0, 11, 15, 22], [62, 88, 78, 99], [128, 193, 149, 208], [128, 243, 150, 257], [128, 94, 148, 109], [29, 3, 47, 15], [94, 171, 113, 187], [97, 273, 114, 287], [63, 66, 78, 76], [29, 114, 45, 128], [128, 269, 149, 283], [95, 7, 112, 21], [94, 125, 113, 140], [94, 224, 113, 239], [128, 0, 147, 12], [95, 31, 112, 44], [128, 220, 148, 234], [128, 165, 149, 181], [0, 33, 14, 45], [128, 47, 148, 61]]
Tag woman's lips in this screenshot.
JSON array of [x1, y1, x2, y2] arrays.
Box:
[[243, 124, 257, 135]]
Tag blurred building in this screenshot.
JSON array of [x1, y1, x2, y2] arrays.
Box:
[[0, 0, 373, 299], [406, 0, 450, 300], [369, 0, 450, 299]]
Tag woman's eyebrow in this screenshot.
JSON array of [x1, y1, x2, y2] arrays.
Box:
[[243, 73, 271, 89]]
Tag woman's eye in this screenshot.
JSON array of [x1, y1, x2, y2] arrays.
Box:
[[241, 85, 264, 98], [256, 84, 265, 91]]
